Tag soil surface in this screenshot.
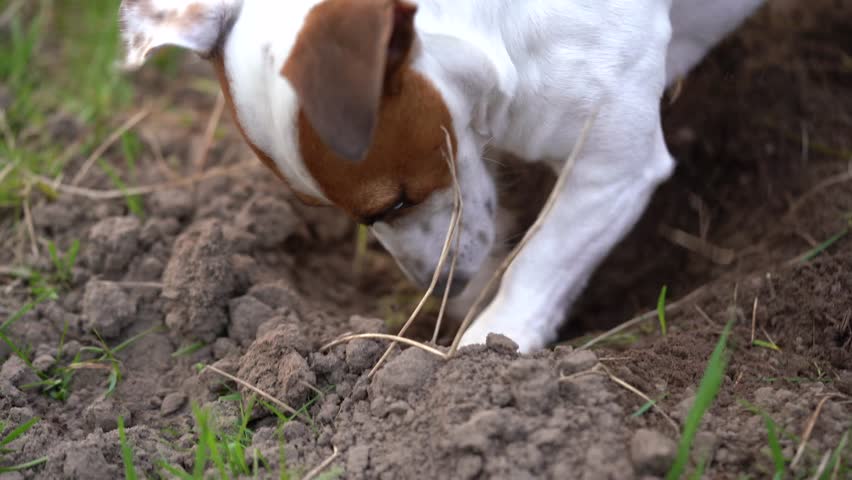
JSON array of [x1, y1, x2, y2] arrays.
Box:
[[2, 2, 851, 479]]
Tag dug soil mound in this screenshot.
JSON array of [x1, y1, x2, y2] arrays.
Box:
[[2, 2, 851, 479]]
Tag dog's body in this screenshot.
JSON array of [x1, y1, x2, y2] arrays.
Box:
[[120, 0, 765, 352]]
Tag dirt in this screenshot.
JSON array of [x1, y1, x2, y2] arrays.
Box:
[[1, 2, 851, 479]]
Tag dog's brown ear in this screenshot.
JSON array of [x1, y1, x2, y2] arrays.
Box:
[[281, 0, 417, 162]]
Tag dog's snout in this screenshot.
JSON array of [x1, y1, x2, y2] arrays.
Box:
[[433, 273, 470, 298]]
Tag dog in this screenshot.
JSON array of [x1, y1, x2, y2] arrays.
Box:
[[118, 0, 765, 353]]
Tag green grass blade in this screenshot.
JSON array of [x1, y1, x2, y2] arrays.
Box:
[[117, 416, 138, 480], [0, 417, 40, 447], [657, 285, 668, 336], [171, 341, 206, 358], [819, 431, 848, 480], [752, 339, 781, 351], [666, 319, 734, 480], [800, 228, 848, 263], [763, 414, 785, 479], [0, 456, 48, 473]]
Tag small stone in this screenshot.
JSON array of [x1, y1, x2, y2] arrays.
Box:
[[485, 333, 518, 352], [630, 429, 676, 476], [557, 349, 597, 375], [161, 392, 187, 415]]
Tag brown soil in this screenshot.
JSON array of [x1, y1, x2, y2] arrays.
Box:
[[2, 2, 851, 479]]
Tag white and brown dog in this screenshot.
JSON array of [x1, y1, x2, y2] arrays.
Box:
[[118, 0, 765, 352]]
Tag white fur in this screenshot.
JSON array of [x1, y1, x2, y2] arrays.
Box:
[[120, 0, 765, 353]]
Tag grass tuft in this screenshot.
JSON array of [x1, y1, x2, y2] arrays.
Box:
[[657, 285, 668, 336], [0, 417, 48, 474], [666, 319, 734, 480]]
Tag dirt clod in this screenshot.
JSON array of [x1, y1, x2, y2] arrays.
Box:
[[630, 429, 677, 476], [85, 216, 141, 273], [486, 333, 519, 353], [82, 281, 136, 339], [228, 295, 275, 346], [160, 392, 186, 415], [162, 220, 235, 342], [371, 347, 440, 400], [557, 349, 598, 375], [237, 325, 316, 407]]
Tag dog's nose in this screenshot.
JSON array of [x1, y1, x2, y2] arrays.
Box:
[[433, 273, 469, 298]]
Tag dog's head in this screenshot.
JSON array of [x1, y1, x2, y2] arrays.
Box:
[[119, 0, 498, 294]]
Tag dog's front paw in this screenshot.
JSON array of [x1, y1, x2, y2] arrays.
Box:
[[457, 303, 549, 354]]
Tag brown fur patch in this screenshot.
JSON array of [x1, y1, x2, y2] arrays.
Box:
[[298, 67, 456, 222], [208, 0, 456, 221]]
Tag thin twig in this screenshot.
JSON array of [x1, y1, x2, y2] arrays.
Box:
[[302, 446, 339, 480], [449, 106, 600, 356], [193, 91, 225, 172], [30, 161, 253, 200], [790, 395, 839, 469], [71, 109, 151, 186], [202, 365, 305, 420], [321, 333, 447, 360], [366, 128, 462, 377], [600, 363, 679, 433]]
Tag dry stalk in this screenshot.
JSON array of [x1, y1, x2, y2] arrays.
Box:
[[30, 161, 254, 200], [658, 224, 735, 265], [302, 445, 339, 480], [364, 128, 462, 377], [22, 193, 39, 258], [790, 394, 840, 469], [750, 297, 759, 344], [202, 364, 306, 421], [558, 363, 604, 382], [810, 450, 831, 480], [432, 129, 464, 344], [71, 109, 151, 186], [193, 91, 226, 172], [786, 164, 852, 218], [694, 305, 719, 327], [448, 107, 600, 356], [576, 285, 709, 351], [599, 363, 679, 433], [320, 333, 447, 360]]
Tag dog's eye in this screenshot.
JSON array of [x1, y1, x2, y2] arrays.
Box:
[[361, 197, 415, 226]]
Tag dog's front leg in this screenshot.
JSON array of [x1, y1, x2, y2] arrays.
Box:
[[458, 110, 676, 353]]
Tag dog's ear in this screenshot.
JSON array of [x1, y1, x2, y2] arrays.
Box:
[[282, 0, 418, 162], [118, 0, 241, 69]]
